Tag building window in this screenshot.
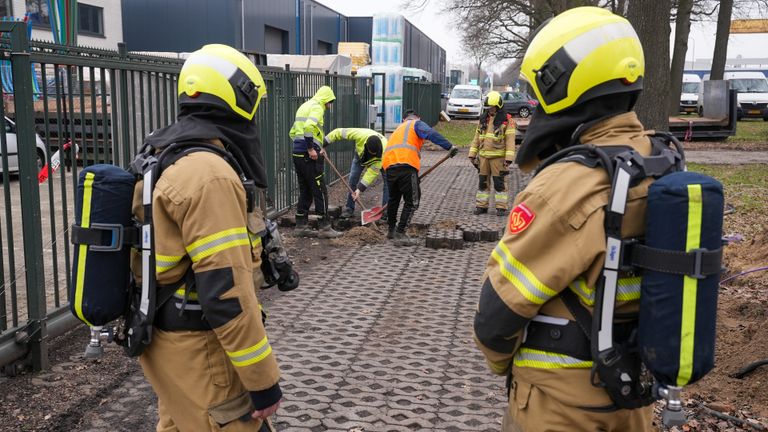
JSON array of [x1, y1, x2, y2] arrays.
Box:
[[0, 0, 12, 17], [26, 0, 49, 26], [79, 3, 103, 36]]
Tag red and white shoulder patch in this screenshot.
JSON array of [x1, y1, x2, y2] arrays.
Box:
[[508, 203, 535, 234]]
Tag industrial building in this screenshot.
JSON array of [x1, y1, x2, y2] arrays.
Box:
[[121, 0, 445, 81]]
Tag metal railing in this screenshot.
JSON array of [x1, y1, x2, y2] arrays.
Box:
[[403, 79, 442, 126], [0, 25, 372, 372]]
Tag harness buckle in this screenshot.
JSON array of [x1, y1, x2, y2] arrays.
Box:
[[619, 238, 639, 272], [690, 248, 706, 279], [88, 223, 125, 252]]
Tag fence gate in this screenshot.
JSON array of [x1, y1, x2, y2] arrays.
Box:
[[0, 26, 372, 373], [403, 79, 442, 126]]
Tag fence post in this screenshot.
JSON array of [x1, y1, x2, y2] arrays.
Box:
[[118, 43, 131, 168], [9, 22, 49, 371]]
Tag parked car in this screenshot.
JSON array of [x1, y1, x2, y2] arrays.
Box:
[[0, 117, 48, 174], [679, 74, 701, 114], [501, 91, 538, 118], [446, 84, 483, 119]]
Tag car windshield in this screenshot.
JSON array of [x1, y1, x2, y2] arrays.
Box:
[[451, 89, 481, 99], [681, 82, 700, 93], [729, 78, 768, 93]]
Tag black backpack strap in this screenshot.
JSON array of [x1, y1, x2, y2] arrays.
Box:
[[628, 243, 722, 279]]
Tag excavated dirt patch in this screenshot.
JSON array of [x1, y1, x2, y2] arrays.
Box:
[[329, 226, 386, 247]]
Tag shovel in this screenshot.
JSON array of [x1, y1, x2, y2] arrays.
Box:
[[361, 152, 452, 225], [323, 154, 382, 232]]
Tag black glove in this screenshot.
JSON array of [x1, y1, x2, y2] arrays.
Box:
[[449, 146, 459, 158], [305, 136, 315, 151]]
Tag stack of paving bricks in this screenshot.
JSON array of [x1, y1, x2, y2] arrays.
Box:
[[425, 227, 464, 250]]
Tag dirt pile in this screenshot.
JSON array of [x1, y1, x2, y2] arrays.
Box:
[[329, 226, 386, 247], [433, 219, 458, 230]]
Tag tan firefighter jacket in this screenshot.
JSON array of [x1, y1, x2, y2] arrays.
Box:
[[473, 112, 654, 408], [468, 113, 516, 161], [131, 141, 279, 395]]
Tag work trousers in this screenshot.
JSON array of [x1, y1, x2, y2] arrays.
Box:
[[502, 378, 653, 432], [385, 164, 420, 232], [476, 156, 508, 210], [293, 153, 328, 218], [139, 269, 273, 432], [345, 152, 389, 211]]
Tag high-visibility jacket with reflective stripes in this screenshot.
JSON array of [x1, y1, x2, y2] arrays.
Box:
[[468, 114, 516, 161], [325, 127, 388, 188], [382, 120, 425, 171], [473, 112, 654, 408], [131, 143, 280, 398], [289, 85, 336, 152]]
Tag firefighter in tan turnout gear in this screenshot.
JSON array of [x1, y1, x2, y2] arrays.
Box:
[[468, 91, 516, 216], [133, 44, 281, 431], [473, 7, 655, 432]]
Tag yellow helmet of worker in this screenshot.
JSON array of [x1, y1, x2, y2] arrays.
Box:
[[520, 7, 644, 115], [178, 44, 267, 121], [484, 91, 504, 109]]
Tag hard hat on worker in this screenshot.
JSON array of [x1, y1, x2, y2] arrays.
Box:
[[484, 91, 504, 109], [178, 44, 267, 121], [520, 6, 644, 115]]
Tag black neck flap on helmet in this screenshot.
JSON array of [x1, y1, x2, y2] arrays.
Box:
[[516, 86, 640, 170], [144, 106, 268, 189], [479, 108, 508, 133]]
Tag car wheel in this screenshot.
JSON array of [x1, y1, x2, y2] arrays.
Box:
[[518, 107, 531, 118], [36, 149, 45, 171]]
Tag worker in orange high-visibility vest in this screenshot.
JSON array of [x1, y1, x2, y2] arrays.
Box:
[[382, 109, 458, 246]]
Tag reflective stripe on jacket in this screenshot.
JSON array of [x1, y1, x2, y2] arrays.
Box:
[[289, 86, 336, 151], [468, 114, 516, 160], [382, 120, 425, 171], [472, 111, 654, 408], [326, 128, 388, 187], [131, 147, 279, 392]]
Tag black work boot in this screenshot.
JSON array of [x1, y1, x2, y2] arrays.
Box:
[[473, 207, 488, 215], [317, 218, 343, 239], [496, 208, 507, 217], [392, 230, 419, 247], [340, 207, 354, 219], [387, 226, 396, 239], [294, 214, 316, 238]]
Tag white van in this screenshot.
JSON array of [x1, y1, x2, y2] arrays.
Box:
[[699, 71, 768, 120], [446, 84, 483, 119], [679, 74, 701, 114]]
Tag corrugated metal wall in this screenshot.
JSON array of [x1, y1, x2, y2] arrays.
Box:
[[244, 0, 297, 54], [122, 0, 240, 52], [348, 17, 372, 45]]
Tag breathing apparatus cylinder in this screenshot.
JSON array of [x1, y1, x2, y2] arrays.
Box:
[[638, 172, 723, 392], [70, 165, 137, 327]]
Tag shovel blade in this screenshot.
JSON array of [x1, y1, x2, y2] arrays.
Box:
[[361, 206, 385, 225]]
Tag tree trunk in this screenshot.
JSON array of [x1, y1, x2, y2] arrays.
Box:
[[668, 0, 694, 116], [709, 0, 733, 80], [627, 0, 672, 130]]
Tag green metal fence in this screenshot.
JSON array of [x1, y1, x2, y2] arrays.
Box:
[[0, 23, 372, 372], [403, 79, 442, 126]]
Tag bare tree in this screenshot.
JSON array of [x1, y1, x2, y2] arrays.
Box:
[[709, 0, 733, 80], [668, 0, 695, 115], [627, 0, 672, 130]]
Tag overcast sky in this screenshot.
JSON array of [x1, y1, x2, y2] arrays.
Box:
[[318, 0, 768, 71]]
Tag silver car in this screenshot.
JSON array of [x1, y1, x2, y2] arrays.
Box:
[[0, 117, 48, 174]]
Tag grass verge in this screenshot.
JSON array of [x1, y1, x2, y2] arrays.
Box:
[[433, 120, 477, 147]]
